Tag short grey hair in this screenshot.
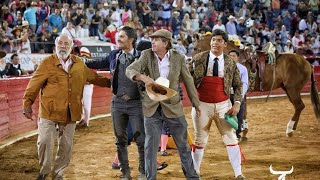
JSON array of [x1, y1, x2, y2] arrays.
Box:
[[55, 34, 74, 47]]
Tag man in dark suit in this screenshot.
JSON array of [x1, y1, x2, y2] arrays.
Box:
[[86, 26, 145, 180], [126, 29, 200, 180], [3, 53, 25, 76]]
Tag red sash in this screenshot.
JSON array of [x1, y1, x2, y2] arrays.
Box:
[[197, 76, 229, 103]]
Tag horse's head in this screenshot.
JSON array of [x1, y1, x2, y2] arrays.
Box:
[[192, 33, 212, 57], [243, 44, 258, 63], [224, 41, 255, 64]]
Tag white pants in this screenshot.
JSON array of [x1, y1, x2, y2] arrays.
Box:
[[82, 84, 94, 124], [192, 99, 238, 147], [191, 100, 242, 176]]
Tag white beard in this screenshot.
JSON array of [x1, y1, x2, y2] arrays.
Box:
[[56, 46, 72, 60]]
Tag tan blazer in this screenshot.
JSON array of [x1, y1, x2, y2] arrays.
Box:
[[23, 54, 110, 123], [126, 49, 200, 118], [189, 50, 243, 102]]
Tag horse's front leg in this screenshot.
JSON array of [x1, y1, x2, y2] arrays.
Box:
[[284, 88, 305, 137]]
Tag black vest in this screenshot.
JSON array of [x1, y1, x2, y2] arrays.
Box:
[[114, 50, 140, 99]]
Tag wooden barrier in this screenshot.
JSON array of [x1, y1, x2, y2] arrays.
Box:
[[0, 73, 112, 141]]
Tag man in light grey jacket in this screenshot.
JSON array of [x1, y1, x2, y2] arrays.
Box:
[[126, 29, 201, 180]]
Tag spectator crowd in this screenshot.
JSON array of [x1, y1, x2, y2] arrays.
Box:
[[0, 0, 320, 56]]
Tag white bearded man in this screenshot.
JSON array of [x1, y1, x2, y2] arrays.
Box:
[[23, 35, 111, 180]]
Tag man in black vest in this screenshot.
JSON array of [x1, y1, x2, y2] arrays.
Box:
[[86, 26, 145, 180], [3, 53, 25, 76]]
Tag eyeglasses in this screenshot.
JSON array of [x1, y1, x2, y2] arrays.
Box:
[[211, 38, 224, 43]]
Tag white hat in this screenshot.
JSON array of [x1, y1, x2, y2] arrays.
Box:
[[228, 15, 235, 20], [107, 24, 117, 32], [146, 77, 178, 101], [22, 20, 29, 27], [228, 34, 239, 41], [246, 19, 254, 28], [80, 47, 91, 57]]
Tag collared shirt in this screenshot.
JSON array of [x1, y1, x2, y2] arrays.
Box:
[[12, 64, 22, 76], [236, 62, 248, 98], [206, 51, 224, 77], [226, 21, 237, 35], [116, 48, 135, 61], [59, 58, 73, 73], [156, 51, 170, 78]]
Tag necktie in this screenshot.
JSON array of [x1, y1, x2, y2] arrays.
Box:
[[119, 53, 127, 65], [213, 57, 219, 76]]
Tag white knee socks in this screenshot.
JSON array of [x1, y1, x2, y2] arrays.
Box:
[[226, 145, 242, 177], [191, 147, 204, 174]]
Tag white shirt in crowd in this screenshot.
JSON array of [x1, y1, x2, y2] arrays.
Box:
[[110, 11, 122, 27], [100, 8, 110, 19], [283, 45, 294, 53], [213, 24, 226, 32], [298, 19, 308, 31], [292, 35, 304, 48], [61, 27, 76, 38]]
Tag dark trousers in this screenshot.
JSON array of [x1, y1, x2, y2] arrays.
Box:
[[111, 96, 145, 176], [230, 95, 245, 139], [144, 106, 199, 180], [89, 26, 99, 37]]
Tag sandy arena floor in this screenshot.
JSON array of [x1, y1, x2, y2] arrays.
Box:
[[0, 96, 320, 180]]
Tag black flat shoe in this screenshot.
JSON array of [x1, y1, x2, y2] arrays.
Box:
[[157, 162, 168, 171]]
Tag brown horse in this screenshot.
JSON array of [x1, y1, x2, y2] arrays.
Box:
[[192, 34, 320, 137]]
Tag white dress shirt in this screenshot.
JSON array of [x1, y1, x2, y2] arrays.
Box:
[[236, 63, 248, 98], [206, 52, 224, 77], [12, 64, 22, 76], [59, 58, 73, 73], [156, 51, 170, 78]]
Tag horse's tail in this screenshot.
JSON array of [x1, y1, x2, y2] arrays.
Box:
[[310, 66, 320, 121]]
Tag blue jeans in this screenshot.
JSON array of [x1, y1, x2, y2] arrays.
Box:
[[144, 106, 199, 180], [111, 96, 145, 176]]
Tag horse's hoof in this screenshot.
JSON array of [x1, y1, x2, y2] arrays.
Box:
[[286, 132, 294, 137]]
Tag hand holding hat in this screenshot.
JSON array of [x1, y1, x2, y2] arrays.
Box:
[[146, 77, 177, 102]]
